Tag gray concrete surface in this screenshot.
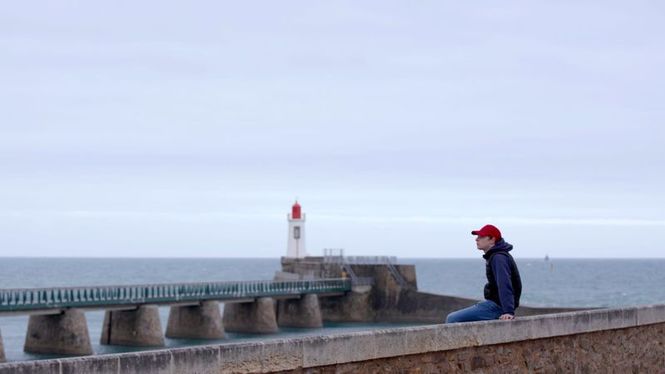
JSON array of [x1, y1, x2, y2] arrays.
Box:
[[316, 262, 582, 323], [277, 294, 323, 328], [166, 301, 225, 339], [2, 303, 663, 373], [100, 305, 164, 347], [223, 297, 279, 334], [23, 309, 93, 356]]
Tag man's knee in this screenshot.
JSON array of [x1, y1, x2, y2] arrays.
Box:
[[445, 310, 461, 323]]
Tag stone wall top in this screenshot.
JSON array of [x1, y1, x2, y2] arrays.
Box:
[[1, 304, 664, 374]]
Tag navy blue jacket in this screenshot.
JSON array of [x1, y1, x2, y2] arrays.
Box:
[[482, 239, 522, 315]]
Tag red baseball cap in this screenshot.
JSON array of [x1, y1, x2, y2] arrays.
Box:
[[471, 224, 502, 240]]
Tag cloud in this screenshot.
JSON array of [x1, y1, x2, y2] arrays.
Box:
[[0, 1, 663, 257], [314, 214, 665, 227], [3, 210, 663, 227]]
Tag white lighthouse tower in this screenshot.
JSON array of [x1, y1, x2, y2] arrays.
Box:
[[286, 201, 307, 258]]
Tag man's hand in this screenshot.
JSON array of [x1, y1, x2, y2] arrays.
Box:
[[499, 314, 515, 320]]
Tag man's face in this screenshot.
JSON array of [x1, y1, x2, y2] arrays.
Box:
[[475, 236, 495, 251]]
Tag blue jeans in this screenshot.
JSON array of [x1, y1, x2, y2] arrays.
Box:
[[445, 300, 503, 323]]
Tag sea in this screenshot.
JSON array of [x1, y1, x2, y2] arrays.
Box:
[[1, 257, 664, 362]]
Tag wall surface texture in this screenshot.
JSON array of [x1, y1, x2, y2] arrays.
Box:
[[280, 323, 665, 373], [0, 304, 663, 373]]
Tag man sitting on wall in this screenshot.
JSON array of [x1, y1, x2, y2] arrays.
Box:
[[446, 224, 522, 323]]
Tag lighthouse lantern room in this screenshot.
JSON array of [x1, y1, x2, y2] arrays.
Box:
[[286, 201, 307, 258]]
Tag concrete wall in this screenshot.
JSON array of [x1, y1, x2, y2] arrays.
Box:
[[284, 322, 665, 373], [281, 257, 344, 279], [315, 263, 579, 323], [1, 304, 663, 373]]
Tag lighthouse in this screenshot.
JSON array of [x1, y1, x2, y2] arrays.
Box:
[[286, 201, 307, 258]]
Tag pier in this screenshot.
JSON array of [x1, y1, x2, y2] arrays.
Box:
[[0, 254, 575, 362], [0, 251, 575, 361], [0, 278, 351, 359], [0, 255, 660, 372]]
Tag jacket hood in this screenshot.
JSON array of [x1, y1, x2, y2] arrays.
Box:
[[482, 238, 513, 259]]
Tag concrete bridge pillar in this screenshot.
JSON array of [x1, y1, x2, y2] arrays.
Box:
[[101, 305, 164, 347], [277, 294, 323, 328], [223, 297, 278, 333], [166, 301, 225, 339], [24, 309, 93, 355], [0, 328, 5, 363]]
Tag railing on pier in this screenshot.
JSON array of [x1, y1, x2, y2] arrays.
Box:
[[323, 253, 398, 265], [386, 262, 408, 288], [323, 253, 407, 288], [0, 278, 351, 313], [344, 256, 398, 265]]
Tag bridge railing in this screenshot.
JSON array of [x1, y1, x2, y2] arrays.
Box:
[[0, 278, 351, 313], [323, 255, 407, 288], [324, 255, 398, 265], [346, 256, 398, 265]]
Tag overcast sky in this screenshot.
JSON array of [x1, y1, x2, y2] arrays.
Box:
[[1, 1, 664, 258]]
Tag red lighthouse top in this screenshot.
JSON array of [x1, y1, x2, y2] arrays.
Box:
[[291, 201, 302, 219]]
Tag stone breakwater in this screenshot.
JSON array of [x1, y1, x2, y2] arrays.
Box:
[[0, 304, 663, 373]]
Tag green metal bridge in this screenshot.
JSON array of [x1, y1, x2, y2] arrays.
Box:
[[0, 278, 352, 314]]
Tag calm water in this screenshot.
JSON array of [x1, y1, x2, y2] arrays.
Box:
[[1, 257, 664, 362]]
